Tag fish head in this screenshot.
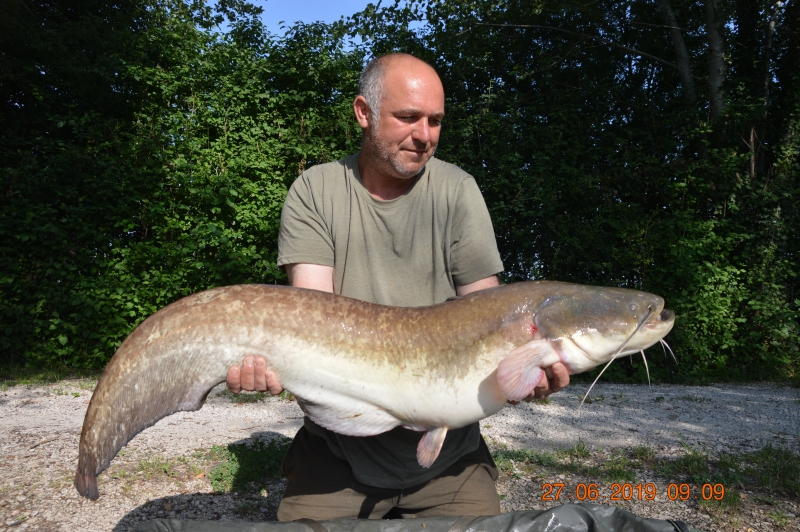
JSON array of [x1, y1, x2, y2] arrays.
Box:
[[532, 285, 675, 371]]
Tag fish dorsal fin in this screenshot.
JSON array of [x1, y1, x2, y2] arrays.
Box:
[[496, 339, 560, 401], [417, 427, 448, 468]]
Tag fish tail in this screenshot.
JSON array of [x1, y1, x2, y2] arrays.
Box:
[[74, 468, 99, 500]]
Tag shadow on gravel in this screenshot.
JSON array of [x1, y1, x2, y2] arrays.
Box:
[[112, 431, 290, 532], [498, 384, 800, 453]]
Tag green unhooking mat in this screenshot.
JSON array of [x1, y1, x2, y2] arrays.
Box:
[[131, 504, 700, 532]]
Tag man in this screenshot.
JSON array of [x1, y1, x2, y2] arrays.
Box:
[[227, 53, 570, 520]]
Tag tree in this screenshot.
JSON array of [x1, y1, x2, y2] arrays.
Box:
[[347, 0, 799, 380], [0, 1, 363, 368]]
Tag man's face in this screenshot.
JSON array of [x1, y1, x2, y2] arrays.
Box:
[[362, 60, 445, 180]]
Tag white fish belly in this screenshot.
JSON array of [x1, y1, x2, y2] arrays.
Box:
[[262, 335, 508, 436]]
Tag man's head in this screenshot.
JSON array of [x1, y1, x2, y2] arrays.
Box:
[[354, 54, 445, 181]]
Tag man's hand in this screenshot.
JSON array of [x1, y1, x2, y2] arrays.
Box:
[[226, 263, 330, 395], [226, 355, 283, 395], [509, 361, 570, 404], [531, 361, 570, 400]]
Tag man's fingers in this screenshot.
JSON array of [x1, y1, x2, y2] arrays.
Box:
[[226, 366, 242, 394], [241, 355, 255, 391], [265, 369, 284, 396], [530, 362, 570, 400], [227, 356, 271, 394], [532, 377, 550, 400], [549, 362, 570, 393], [253, 356, 268, 392]]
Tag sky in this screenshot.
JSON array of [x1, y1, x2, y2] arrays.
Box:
[[248, 0, 380, 34]]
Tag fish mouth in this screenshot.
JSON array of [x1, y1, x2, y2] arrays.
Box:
[[553, 305, 675, 367], [645, 308, 675, 332], [627, 307, 674, 352]]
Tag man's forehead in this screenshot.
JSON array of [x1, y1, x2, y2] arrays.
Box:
[[381, 68, 444, 106]]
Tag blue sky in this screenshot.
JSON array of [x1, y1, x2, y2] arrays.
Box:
[[248, 0, 380, 34]]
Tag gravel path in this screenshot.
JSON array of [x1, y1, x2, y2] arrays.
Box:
[[0, 381, 797, 531]]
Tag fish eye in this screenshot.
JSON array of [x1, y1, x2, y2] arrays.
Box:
[[629, 304, 638, 311]]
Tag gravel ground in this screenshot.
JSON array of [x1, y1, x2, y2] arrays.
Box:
[[0, 381, 798, 532]]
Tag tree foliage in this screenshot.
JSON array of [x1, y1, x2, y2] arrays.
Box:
[[0, 0, 362, 367], [1, 0, 798, 381], [346, 0, 799, 380]]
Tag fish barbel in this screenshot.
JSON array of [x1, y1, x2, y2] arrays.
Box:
[[75, 281, 674, 499]]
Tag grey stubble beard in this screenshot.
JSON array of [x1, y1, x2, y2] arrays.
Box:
[[365, 120, 435, 180]]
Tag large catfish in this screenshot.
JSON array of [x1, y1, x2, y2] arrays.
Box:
[[75, 281, 674, 499]]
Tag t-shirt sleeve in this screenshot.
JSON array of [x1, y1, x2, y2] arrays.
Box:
[[276, 174, 335, 268], [449, 177, 505, 286]]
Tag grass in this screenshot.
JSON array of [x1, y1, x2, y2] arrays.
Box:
[[661, 444, 710, 484], [493, 448, 558, 475], [492, 441, 637, 483], [137, 456, 178, 480], [77, 379, 98, 391], [609, 392, 627, 402], [680, 442, 800, 498], [564, 439, 590, 459], [215, 389, 270, 404], [767, 509, 791, 526], [581, 393, 604, 404], [215, 388, 295, 404], [600, 454, 636, 482], [200, 437, 291, 493], [632, 445, 656, 463], [748, 443, 800, 496], [278, 390, 295, 401], [0, 363, 101, 389]]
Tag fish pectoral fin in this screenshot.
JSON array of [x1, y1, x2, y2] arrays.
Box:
[[497, 339, 557, 401], [417, 427, 448, 468]]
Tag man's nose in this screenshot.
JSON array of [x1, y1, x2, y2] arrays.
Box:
[[411, 118, 432, 144]]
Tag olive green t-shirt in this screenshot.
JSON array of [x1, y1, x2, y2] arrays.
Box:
[[276, 153, 504, 488]]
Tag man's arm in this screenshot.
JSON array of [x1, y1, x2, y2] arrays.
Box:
[[226, 264, 333, 394], [286, 263, 334, 292], [456, 274, 500, 296], [456, 275, 570, 401]]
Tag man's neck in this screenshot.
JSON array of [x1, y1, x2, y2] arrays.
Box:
[[357, 151, 419, 201]]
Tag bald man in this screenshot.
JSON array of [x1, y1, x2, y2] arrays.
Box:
[[227, 53, 570, 521]]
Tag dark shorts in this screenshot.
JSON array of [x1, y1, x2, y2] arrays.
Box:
[[277, 427, 501, 521]]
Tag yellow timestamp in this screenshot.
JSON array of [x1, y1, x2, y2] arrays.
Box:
[[540, 482, 725, 502]]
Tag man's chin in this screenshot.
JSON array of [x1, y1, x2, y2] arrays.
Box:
[[392, 163, 425, 179], [394, 153, 433, 177]]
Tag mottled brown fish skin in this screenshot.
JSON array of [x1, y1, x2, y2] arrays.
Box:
[[75, 281, 669, 499]]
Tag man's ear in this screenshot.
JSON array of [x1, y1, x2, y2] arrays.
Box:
[[353, 95, 371, 129]]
